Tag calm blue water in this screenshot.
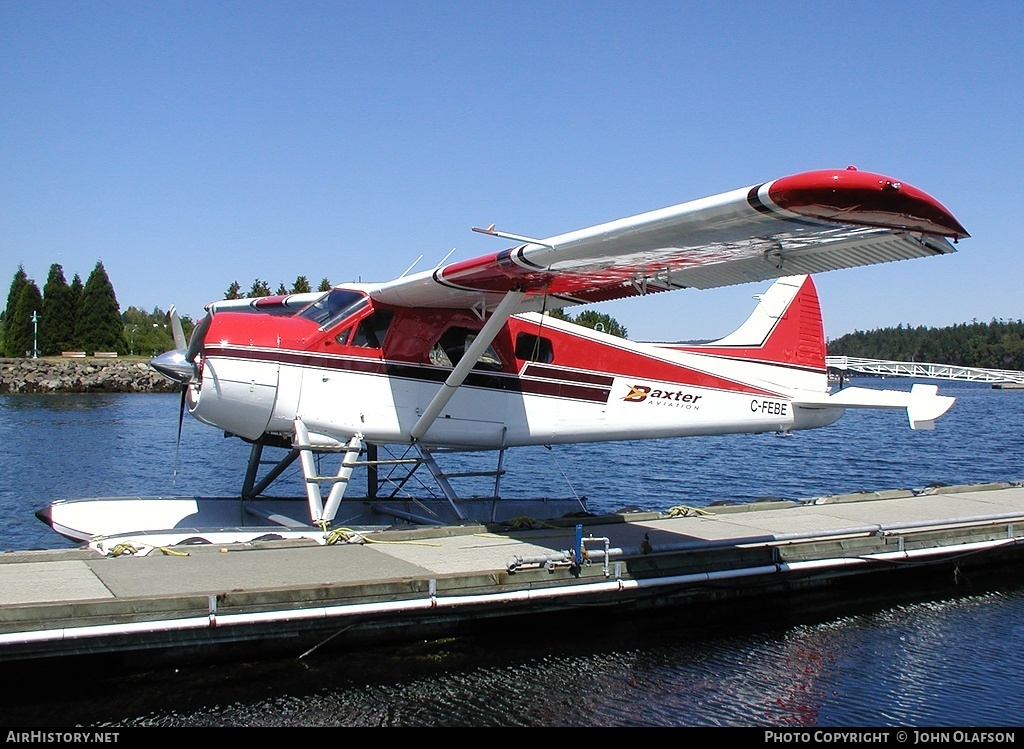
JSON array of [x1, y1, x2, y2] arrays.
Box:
[[1, 380, 1023, 727]]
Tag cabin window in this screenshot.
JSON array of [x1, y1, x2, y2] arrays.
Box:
[[334, 326, 352, 345], [351, 309, 394, 349], [430, 326, 503, 371], [515, 332, 554, 363], [298, 289, 367, 328]]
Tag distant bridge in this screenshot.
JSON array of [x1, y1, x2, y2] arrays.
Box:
[[825, 356, 1024, 385]]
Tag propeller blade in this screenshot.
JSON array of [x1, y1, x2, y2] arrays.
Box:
[[169, 305, 187, 351], [187, 312, 212, 363], [152, 309, 212, 384], [151, 305, 196, 384], [173, 385, 186, 481]]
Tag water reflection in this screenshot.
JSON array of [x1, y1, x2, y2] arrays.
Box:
[[5, 582, 1015, 727]]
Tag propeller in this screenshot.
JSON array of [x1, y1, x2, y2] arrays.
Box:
[[150, 305, 205, 385], [149, 305, 212, 480]]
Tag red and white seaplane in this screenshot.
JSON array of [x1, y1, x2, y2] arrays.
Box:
[[39, 167, 969, 551]]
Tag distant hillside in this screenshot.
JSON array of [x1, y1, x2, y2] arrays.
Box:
[[827, 319, 1024, 370]]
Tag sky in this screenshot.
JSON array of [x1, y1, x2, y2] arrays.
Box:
[[2, 1, 1021, 343]]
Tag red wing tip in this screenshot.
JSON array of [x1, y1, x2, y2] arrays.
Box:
[[768, 169, 969, 239]]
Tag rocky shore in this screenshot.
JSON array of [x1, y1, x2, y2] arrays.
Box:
[[0, 357, 179, 394]]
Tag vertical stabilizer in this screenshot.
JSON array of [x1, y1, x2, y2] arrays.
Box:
[[666, 275, 826, 370]]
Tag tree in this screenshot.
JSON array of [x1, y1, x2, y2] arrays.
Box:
[[827, 319, 1024, 371], [2, 265, 29, 357], [276, 282, 288, 295], [224, 281, 242, 300], [544, 308, 573, 322], [9, 280, 43, 357], [69, 274, 83, 310], [75, 261, 127, 354], [40, 264, 76, 355], [543, 307, 628, 339], [291, 276, 311, 294], [248, 279, 272, 297], [574, 310, 628, 339], [122, 306, 191, 357], [317, 277, 332, 292]]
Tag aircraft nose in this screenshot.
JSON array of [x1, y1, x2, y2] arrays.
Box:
[[150, 349, 194, 384], [149, 309, 213, 385]]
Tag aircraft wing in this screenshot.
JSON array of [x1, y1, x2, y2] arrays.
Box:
[[367, 167, 967, 314]]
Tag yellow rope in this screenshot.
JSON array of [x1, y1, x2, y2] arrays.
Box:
[[323, 527, 441, 547], [108, 543, 139, 557], [155, 546, 190, 556], [665, 505, 713, 518], [106, 542, 189, 557], [500, 516, 564, 531]]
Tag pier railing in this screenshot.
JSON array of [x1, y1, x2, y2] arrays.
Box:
[[825, 356, 1024, 385]]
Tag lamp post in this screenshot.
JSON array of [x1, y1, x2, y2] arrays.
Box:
[[31, 311, 39, 358]]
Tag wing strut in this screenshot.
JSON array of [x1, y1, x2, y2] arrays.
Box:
[[410, 289, 525, 441]]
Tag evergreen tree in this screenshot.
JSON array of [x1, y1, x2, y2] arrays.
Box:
[[828, 319, 1024, 371], [276, 282, 288, 295], [75, 261, 127, 354], [9, 280, 43, 357], [317, 277, 332, 292], [291, 276, 311, 294], [249, 279, 272, 297], [2, 265, 29, 357], [224, 281, 242, 300], [40, 264, 76, 355], [68, 274, 83, 348]]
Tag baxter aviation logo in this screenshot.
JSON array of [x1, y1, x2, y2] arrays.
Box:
[[623, 384, 702, 408]]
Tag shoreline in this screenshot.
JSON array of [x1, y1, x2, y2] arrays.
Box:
[[0, 357, 178, 394]]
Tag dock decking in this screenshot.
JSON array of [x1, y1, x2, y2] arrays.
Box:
[[2, 482, 1024, 671]]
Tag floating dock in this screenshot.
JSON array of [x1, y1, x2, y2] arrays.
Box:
[[3, 482, 1024, 672]]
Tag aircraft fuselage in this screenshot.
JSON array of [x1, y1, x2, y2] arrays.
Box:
[[185, 291, 841, 449]]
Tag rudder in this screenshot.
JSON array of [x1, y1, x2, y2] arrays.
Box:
[[666, 275, 826, 371]]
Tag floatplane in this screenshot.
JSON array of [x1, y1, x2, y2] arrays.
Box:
[[38, 167, 969, 552]]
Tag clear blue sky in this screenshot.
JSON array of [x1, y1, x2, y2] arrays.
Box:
[[2, 1, 1021, 342]]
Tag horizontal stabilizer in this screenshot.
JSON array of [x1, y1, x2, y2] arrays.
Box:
[[906, 384, 956, 430], [793, 383, 955, 430]]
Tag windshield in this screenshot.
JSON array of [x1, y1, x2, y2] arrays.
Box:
[[297, 289, 367, 328]]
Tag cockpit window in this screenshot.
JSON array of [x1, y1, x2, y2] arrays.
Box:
[[351, 309, 394, 349], [297, 289, 367, 328]]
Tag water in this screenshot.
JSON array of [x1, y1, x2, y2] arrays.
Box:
[[1, 380, 1023, 727]]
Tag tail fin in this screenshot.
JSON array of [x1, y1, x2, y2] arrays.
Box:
[[667, 275, 826, 370], [666, 274, 955, 430]]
